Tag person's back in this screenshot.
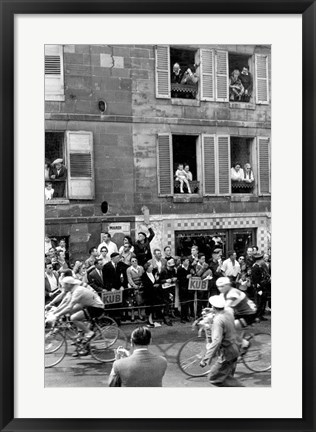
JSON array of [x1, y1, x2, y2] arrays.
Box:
[[112, 350, 167, 387]]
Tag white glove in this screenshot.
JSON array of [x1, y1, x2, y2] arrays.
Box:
[[258, 290, 263, 296]]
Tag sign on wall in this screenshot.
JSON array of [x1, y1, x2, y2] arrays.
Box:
[[188, 277, 209, 291]]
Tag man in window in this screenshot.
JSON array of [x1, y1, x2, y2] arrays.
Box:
[[239, 66, 253, 102], [50, 158, 67, 198]]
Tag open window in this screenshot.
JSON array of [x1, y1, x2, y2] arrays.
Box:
[[230, 137, 255, 194], [170, 47, 199, 100], [173, 135, 199, 193], [228, 53, 252, 103], [45, 132, 67, 199], [45, 131, 95, 202]]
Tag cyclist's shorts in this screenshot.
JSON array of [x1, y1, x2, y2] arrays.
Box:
[[83, 306, 104, 320], [235, 313, 256, 327]]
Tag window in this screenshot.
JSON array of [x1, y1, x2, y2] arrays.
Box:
[[45, 131, 95, 201], [230, 137, 255, 194], [45, 45, 65, 101], [155, 46, 269, 105], [157, 133, 270, 198]]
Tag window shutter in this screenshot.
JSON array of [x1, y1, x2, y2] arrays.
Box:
[[215, 50, 229, 102], [66, 131, 95, 199], [155, 46, 170, 99], [255, 54, 269, 104], [200, 49, 214, 101], [257, 137, 270, 194], [217, 135, 231, 194], [202, 135, 216, 195], [45, 45, 64, 101], [157, 134, 172, 196]]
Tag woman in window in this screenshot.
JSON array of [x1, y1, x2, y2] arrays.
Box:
[[231, 163, 244, 181], [243, 163, 254, 183], [229, 68, 244, 101]]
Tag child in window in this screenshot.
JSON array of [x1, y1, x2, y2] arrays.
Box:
[[175, 164, 191, 194], [45, 182, 54, 200]]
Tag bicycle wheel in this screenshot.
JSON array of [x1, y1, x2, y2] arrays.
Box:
[[177, 335, 211, 377], [90, 325, 128, 363], [96, 315, 119, 348], [242, 332, 271, 372], [45, 329, 67, 368]]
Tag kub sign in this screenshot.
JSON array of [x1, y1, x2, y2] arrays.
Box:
[[188, 277, 208, 291], [102, 290, 123, 305]]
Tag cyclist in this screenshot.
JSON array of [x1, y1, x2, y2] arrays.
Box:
[[45, 276, 105, 342], [215, 276, 257, 350]]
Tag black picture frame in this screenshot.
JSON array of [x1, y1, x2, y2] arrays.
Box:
[[0, 1, 315, 431]]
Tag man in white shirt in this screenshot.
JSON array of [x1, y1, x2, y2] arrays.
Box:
[[221, 250, 241, 282], [148, 249, 167, 274], [97, 232, 118, 256]]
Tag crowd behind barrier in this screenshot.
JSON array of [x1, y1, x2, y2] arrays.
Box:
[[45, 228, 271, 326]]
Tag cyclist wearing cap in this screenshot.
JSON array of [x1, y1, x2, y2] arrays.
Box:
[[45, 276, 104, 340], [216, 276, 257, 349], [199, 295, 243, 387]]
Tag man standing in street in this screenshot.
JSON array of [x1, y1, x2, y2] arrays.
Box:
[[148, 248, 167, 274], [97, 232, 118, 256], [252, 253, 270, 321], [199, 295, 243, 387], [87, 258, 105, 296], [208, 248, 223, 296], [85, 246, 99, 270], [134, 226, 155, 267], [108, 327, 168, 387]]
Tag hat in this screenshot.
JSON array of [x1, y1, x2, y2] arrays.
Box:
[[209, 295, 225, 309], [216, 277, 231, 287], [138, 232, 146, 237], [110, 252, 120, 259], [253, 253, 263, 260], [62, 276, 78, 285], [52, 158, 63, 165], [212, 248, 222, 254], [167, 258, 175, 266]]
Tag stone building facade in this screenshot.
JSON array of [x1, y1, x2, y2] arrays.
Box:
[[45, 44, 271, 262]]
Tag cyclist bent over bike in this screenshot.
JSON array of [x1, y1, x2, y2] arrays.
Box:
[[45, 276, 104, 340], [216, 277, 257, 350]]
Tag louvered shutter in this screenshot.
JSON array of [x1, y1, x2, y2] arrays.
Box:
[[155, 46, 170, 99], [157, 134, 172, 196], [217, 135, 231, 194], [202, 135, 216, 195], [257, 137, 270, 194], [255, 54, 269, 104], [200, 49, 214, 101], [45, 45, 64, 101], [66, 131, 95, 199], [215, 50, 229, 102]]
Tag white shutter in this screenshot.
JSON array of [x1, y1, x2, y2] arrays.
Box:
[[155, 46, 170, 99], [45, 45, 65, 101], [217, 135, 231, 194], [200, 49, 214, 101], [255, 54, 269, 104], [202, 135, 216, 195], [66, 131, 95, 199], [157, 134, 173, 196], [257, 137, 270, 194], [215, 50, 229, 102]]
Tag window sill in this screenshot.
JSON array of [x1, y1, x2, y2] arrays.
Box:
[[231, 195, 258, 202], [45, 95, 65, 102], [173, 194, 203, 203], [45, 199, 69, 205], [229, 102, 255, 110], [171, 99, 200, 107]]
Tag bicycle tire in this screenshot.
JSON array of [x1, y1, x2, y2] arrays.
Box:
[[45, 329, 67, 368], [96, 315, 119, 348], [177, 335, 211, 377], [242, 332, 271, 372], [90, 325, 128, 363]]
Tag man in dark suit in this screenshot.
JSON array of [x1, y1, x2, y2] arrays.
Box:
[[102, 252, 122, 291], [108, 327, 168, 387], [50, 159, 67, 198], [87, 258, 105, 296]]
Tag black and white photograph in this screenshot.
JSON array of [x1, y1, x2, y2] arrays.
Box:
[[44, 43, 272, 388]]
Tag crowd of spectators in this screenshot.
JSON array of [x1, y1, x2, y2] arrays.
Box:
[[45, 228, 271, 327]]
